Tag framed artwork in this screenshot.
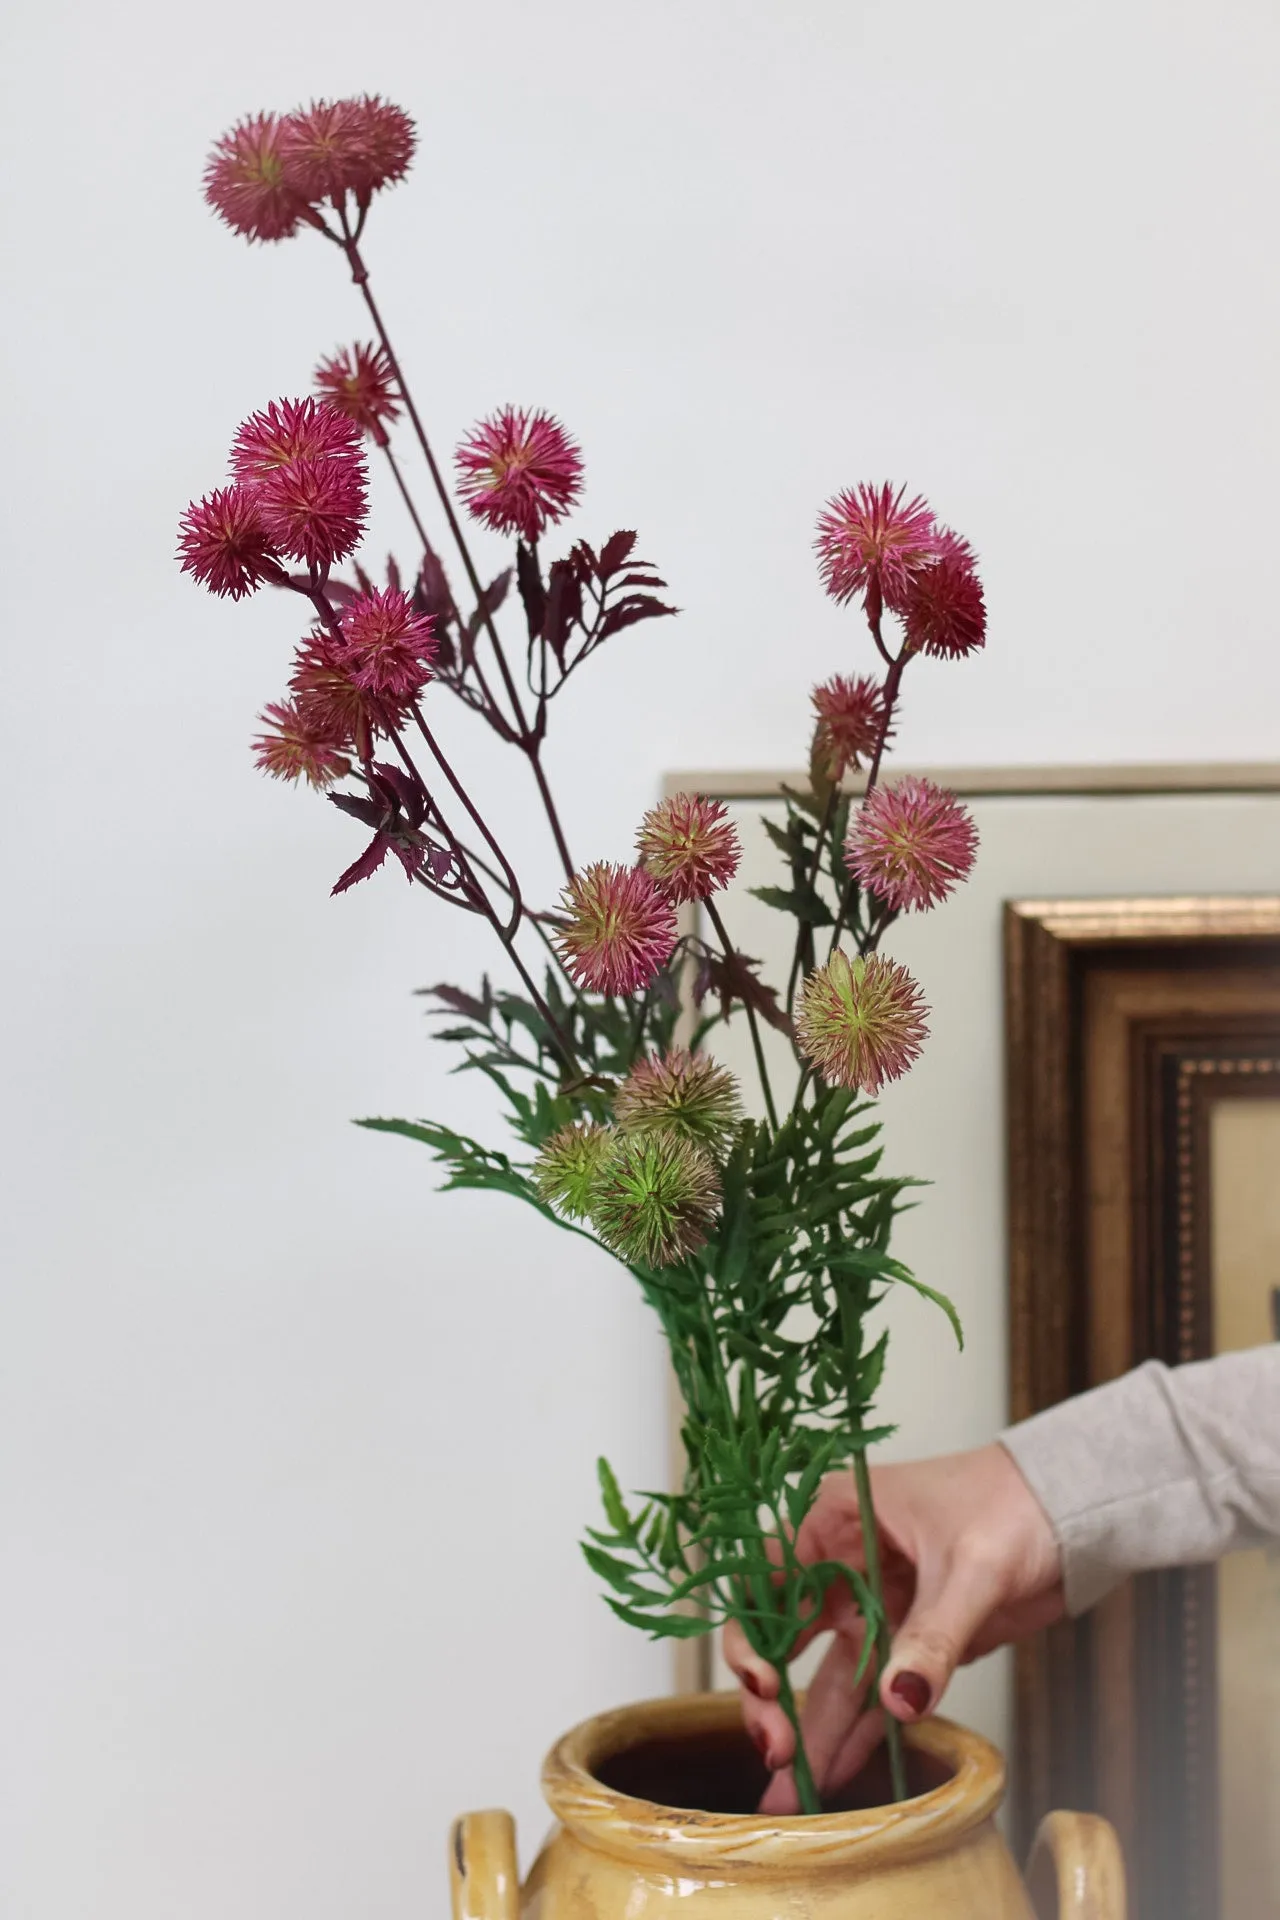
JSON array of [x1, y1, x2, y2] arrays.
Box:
[[662, 763, 1280, 1833], [1007, 895, 1280, 1920]]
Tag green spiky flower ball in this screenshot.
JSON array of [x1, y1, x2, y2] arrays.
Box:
[[533, 1121, 613, 1221], [589, 1131, 721, 1268], [612, 1047, 743, 1158]]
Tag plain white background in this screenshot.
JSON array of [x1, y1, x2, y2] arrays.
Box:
[[2, 1, 1279, 1914]]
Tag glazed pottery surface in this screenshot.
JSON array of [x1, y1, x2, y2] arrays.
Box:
[[449, 1691, 1125, 1920]]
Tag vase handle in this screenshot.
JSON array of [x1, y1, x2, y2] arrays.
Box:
[[449, 1810, 520, 1920], [1026, 1810, 1127, 1920]]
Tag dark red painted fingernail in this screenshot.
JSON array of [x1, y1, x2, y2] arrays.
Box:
[[889, 1670, 932, 1717], [742, 1670, 763, 1698]]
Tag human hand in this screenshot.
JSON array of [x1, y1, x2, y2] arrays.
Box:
[[723, 1443, 1064, 1811]]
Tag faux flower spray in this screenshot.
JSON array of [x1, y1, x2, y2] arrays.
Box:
[[186, 97, 985, 1811]]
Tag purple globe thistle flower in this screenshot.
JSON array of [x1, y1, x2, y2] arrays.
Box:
[[313, 342, 402, 446], [253, 454, 368, 570], [899, 540, 987, 658], [455, 406, 583, 544], [810, 674, 890, 783], [177, 485, 285, 599], [203, 112, 312, 243], [229, 397, 365, 483], [339, 588, 437, 700], [815, 482, 942, 608], [252, 699, 352, 789], [289, 628, 378, 761], [276, 96, 416, 206]]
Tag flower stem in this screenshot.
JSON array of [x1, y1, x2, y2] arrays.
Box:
[[825, 647, 907, 959], [774, 1668, 822, 1815], [837, 1288, 907, 1805], [409, 707, 524, 936], [337, 219, 574, 880], [389, 727, 580, 1076], [704, 898, 779, 1131], [527, 743, 575, 879], [784, 782, 838, 1023]]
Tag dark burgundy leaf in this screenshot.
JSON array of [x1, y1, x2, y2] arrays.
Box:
[[332, 834, 391, 895], [542, 558, 582, 669], [598, 596, 678, 641], [425, 846, 454, 884], [386, 553, 402, 593], [415, 544, 455, 626], [353, 561, 376, 597], [418, 980, 493, 1022], [568, 540, 598, 586], [619, 571, 667, 589], [329, 790, 383, 830], [462, 567, 513, 643], [389, 838, 423, 881], [598, 529, 638, 578], [369, 761, 424, 826], [695, 948, 792, 1035], [515, 540, 546, 642]]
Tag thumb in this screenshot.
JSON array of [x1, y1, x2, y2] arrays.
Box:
[[879, 1549, 1002, 1723]]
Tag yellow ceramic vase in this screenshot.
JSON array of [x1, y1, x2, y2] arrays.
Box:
[[449, 1692, 1125, 1920]]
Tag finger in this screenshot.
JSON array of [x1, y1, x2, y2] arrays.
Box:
[[722, 1621, 796, 1772], [794, 1622, 874, 1792], [722, 1619, 779, 1700], [757, 1765, 801, 1815], [741, 1690, 796, 1774], [880, 1550, 1003, 1723], [822, 1704, 887, 1797]]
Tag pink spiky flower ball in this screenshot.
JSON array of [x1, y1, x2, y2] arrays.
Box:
[[177, 486, 285, 600], [810, 674, 889, 782], [847, 777, 978, 914], [313, 342, 402, 446], [815, 483, 942, 608], [455, 407, 583, 545], [636, 794, 742, 904], [553, 863, 677, 996], [252, 699, 352, 789]]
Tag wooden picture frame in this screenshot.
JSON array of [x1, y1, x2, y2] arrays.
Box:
[[1006, 896, 1280, 1920]]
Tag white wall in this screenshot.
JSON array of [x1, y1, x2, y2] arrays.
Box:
[[2, 2, 1279, 1915]]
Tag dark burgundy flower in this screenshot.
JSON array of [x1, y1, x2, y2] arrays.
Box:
[[203, 112, 312, 243], [177, 485, 284, 599]]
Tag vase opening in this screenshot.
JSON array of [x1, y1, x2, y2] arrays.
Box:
[[595, 1719, 953, 1816]]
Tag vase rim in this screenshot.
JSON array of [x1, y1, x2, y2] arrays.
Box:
[[541, 1691, 1005, 1873]]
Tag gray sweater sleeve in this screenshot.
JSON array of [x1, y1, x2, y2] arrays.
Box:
[[1000, 1347, 1280, 1615]]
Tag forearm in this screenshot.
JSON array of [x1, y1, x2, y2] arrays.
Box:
[[1001, 1346, 1280, 1613]]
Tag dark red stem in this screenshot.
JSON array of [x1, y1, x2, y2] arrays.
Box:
[[408, 706, 523, 936], [336, 215, 575, 881]]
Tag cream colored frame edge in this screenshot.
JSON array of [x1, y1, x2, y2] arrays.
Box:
[[661, 760, 1280, 1696]]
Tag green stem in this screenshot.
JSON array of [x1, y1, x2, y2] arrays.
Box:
[[851, 1449, 907, 1803], [704, 898, 779, 1131], [774, 1668, 822, 1815], [837, 1291, 908, 1805]]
